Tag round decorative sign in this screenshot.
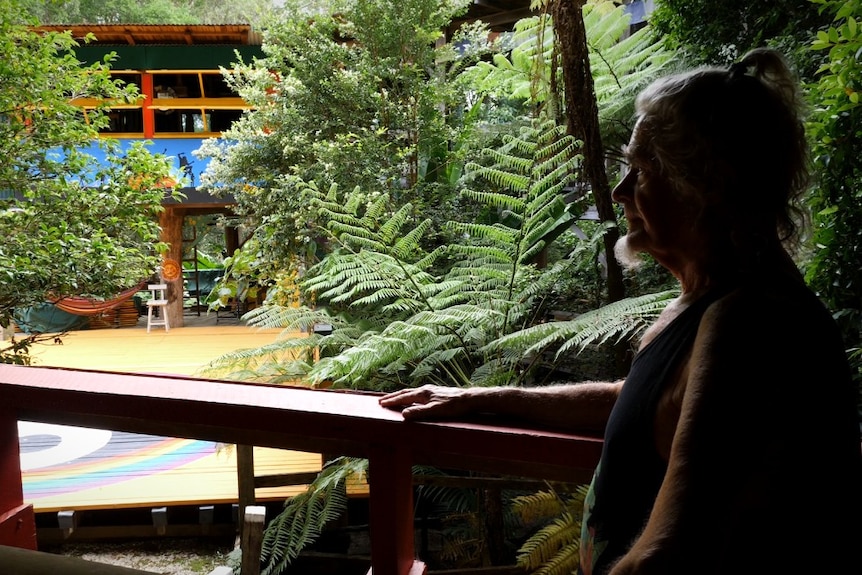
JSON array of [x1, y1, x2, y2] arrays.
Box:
[[161, 259, 181, 281]]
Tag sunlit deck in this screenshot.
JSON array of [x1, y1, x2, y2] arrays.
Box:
[[13, 315, 357, 516], [25, 313, 283, 377]]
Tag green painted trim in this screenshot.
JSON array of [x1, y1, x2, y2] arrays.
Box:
[[74, 45, 264, 70]]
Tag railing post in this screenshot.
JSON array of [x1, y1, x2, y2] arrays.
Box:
[[236, 444, 256, 536], [366, 444, 425, 575], [0, 409, 36, 550], [240, 505, 266, 575]]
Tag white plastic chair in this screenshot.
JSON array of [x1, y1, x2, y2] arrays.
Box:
[[146, 284, 170, 333]]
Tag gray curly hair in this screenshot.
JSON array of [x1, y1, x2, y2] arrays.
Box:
[[629, 48, 809, 256]]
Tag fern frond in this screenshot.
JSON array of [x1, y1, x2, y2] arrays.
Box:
[[361, 192, 391, 224], [259, 457, 365, 575], [332, 231, 388, 253], [517, 513, 580, 570], [532, 543, 580, 575], [391, 218, 433, 260], [464, 164, 531, 192], [511, 490, 567, 524], [458, 189, 528, 211], [446, 224, 518, 246], [512, 485, 589, 575], [483, 290, 678, 360]]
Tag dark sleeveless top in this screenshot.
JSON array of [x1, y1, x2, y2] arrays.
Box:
[[578, 290, 725, 575]]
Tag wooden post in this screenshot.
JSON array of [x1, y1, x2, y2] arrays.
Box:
[[240, 505, 266, 575], [366, 444, 425, 575], [58, 510, 77, 540], [151, 507, 168, 536], [0, 410, 36, 550], [159, 206, 185, 329], [225, 225, 239, 258], [236, 444, 256, 536]]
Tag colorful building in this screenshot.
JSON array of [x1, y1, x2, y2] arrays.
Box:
[[36, 24, 265, 328]]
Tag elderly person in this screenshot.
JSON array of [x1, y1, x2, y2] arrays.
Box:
[[380, 48, 862, 575]]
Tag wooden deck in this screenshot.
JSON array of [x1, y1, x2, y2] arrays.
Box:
[[15, 316, 369, 514], [25, 314, 283, 377]]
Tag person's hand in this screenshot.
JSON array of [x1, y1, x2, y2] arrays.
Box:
[[379, 384, 478, 421]]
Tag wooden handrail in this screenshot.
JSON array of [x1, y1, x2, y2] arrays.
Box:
[[0, 364, 602, 575]]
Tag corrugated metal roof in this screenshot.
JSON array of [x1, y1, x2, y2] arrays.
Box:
[[33, 24, 262, 46]]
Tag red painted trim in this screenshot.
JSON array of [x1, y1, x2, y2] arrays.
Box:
[[0, 412, 24, 512], [0, 409, 36, 551], [141, 72, 154, 138], [0, 364, 602, 575], [0, 506, 36, 551], [368, 445, 415, 575]]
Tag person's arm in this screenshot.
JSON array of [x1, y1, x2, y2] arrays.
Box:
[[379, 380, 623, 434]]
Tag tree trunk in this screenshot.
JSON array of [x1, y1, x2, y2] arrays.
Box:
[[159, 207, 185, 329], [550, 0, 625, 305]]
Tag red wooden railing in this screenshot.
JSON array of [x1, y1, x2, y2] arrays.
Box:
[[0, 364, 602, 575]]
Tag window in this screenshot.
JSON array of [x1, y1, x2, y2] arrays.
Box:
[[75, 72, 145, 136], [201, 73, 240, 98], [153, 73, 202, 99], [73, 70, 250, 137], [149, 70, 250, 136], [99, 109, 144, 134]]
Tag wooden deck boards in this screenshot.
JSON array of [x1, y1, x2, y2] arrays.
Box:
[[15, 317, 369, 513], [26, 315, 283, 377]]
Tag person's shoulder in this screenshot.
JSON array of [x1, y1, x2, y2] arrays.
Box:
[[696, 274, 846, 372], [705, 273, 834, 332]]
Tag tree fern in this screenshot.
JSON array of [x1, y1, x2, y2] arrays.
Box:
[[460, 1, 676, 154], [483, 289, 679, 365], [257, 456, 367, 575], [218, 119, 590, 391], [511, 486, 589, 575]]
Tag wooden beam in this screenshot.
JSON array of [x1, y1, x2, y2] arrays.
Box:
[[0, 544, 155, 574], [0, 365, 602, 481], [0, 364, 602, 575], [37, 523, 236, 545]]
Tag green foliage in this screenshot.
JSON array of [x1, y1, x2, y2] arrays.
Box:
[[20, 0, 279, 26], [804, 0, 862, 397], [206, 120, 670, 396], [583, 1, 678, 155], [511, 486, 589, 575], [0, 334, 35, 365], [205, 237, 270, 309], [486, 288, 678, 364], [235, 121, 588, 391], [459, 1, 675, 154], [650, 0, 831, 65], [197, 0, 484, 278], [258, 456, 366, 575], [0, 2, 178, 330]]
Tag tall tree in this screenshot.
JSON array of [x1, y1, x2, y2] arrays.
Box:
[[196, 0, 481, 275], [549, 0, 624, 305], [0, 0, 176, 331]]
